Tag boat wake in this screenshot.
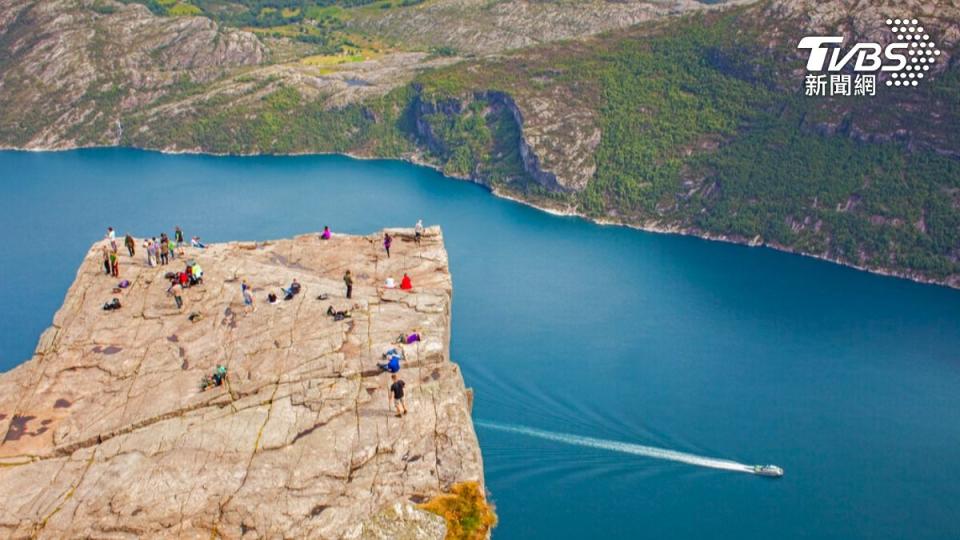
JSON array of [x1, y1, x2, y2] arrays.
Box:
[[475, 420, 769, 476]]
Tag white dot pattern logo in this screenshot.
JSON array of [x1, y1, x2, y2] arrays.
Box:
[[888, 17, 940, 88]]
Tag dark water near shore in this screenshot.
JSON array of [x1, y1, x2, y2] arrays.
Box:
[[3, 148, 960, 539]]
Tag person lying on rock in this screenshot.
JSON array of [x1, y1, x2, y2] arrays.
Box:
[[397, 331, 422, 345]]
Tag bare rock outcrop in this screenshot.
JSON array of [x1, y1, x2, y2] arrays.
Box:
[[0, 227, 484, 538], [0, 0, 266, 148], [351, 0, 757, 55]]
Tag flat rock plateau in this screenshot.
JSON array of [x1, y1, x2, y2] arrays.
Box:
[[0, 227, 483, 539]]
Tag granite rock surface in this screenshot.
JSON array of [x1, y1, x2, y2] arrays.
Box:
[[0, 227, 483, 539]]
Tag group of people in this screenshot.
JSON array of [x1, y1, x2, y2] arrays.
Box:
[[166, 261, 204, 310], [382, 219, 426, 258], [267, 279, 302, 304], [143, 228, 182, 267], [100, 226, 204, 310]]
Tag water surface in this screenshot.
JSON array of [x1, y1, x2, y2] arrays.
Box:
[[2, 148, 959, 539]]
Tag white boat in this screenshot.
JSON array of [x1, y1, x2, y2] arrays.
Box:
[[753, 464, 784, 477]]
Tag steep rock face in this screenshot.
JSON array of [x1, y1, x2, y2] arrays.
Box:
[[413, 90, 596, 191], [0, 228, 484, 538], [0, 0, 266, 148]]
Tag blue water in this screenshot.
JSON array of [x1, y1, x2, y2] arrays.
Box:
[[3, 148, 960, 539]]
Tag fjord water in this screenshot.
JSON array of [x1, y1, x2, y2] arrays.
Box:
[[3, 148, 960, 539]]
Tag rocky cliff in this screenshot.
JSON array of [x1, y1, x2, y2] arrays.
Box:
[[0, 0, 267, 148], [0, 228, 486, 538]]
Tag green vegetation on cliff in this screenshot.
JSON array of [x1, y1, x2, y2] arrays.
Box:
[[411, 8, 960, 282], [124, 84, 416, 156]]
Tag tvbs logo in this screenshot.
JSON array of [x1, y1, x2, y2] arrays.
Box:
[[798, 18, 940, 96]]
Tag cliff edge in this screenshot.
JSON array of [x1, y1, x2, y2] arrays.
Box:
[[0, 227, 485, 538]]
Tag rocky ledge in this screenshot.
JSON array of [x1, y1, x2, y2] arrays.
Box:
[[0, 227, 485, 538]]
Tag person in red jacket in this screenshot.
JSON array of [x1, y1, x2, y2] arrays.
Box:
[[400, 273, 412, 290]]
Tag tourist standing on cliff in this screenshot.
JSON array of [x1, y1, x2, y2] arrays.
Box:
[[383, 232, 392, 258], [242, 280, 255, 313], [148, 238, 158, 267], [390, 374, 407, 417], [106, 227, 117, 252], [159, 236, 169, 265], [414, 220, 424, 246], [101, 245, 111, 275], [174, 226, 184, 249], [109, 250, 119, 278], [343, 270, 353, 299], [124, 233, 135, 257]]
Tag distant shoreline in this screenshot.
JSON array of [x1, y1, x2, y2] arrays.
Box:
[[3, 143, 957, 291]]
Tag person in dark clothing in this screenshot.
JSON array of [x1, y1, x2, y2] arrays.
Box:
[[102, 246, 112, 275], [389, 374, 407, 417], [160, 239, 169, 265], [326, 305, 351, 321], [283, 278, 301, 300], [383, 232, 392, 258], [343, 270, 353, 299], [124, 234, 136, 257], [175, 226, 184, 248]]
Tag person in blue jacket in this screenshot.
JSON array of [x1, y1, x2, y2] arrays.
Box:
[[378, 347, 403, 373]]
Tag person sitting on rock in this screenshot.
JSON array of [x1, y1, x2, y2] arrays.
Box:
[[268, 292, 279, 304], [102, 298, 122, 311], [212, 365, 227, 386], [378, 348, 403, 373], [191, 236, 206, 249], [190, 262, 203, 285], [283, 279, 302, 300], [320, 226, 332, 240], [397, 331, 422, 345], [201, 365, 228, 390], [400, 273, 412, 290], [327, 305, 351, 321]]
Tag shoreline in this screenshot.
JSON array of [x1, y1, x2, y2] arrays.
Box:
[[4, 143, 957, 291]]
